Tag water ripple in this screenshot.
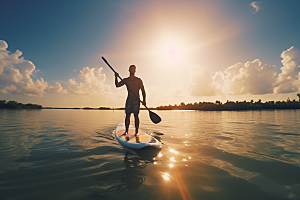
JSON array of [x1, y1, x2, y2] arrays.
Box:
[[1, 109, 300, 200]]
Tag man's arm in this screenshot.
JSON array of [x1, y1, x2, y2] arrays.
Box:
[[115, 73, 125, 87], [140, 79, 146, 106]]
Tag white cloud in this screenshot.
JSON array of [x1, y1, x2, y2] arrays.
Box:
[[0, 40, 111, 97], [13, 78, 48, 97], [0, 89, 8, 94], [250, 2, 260, 14], [189, 46, 300, 97], [274, 46, 300, 93], [67, 67, 111, 95], [45, 82, 67, 94], [221, 59, 277, 95], [0, 40, 49, 97], [189, 65, 217, 96], [0, 40, 8, 50], [4, 85, 17, 91]]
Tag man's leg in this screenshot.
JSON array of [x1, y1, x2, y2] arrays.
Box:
[[125, 112, 131, 134], [124, 97, 131, 135], [134, 113, 139, 135]]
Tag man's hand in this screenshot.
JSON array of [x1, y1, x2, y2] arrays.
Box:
[[115, 73, 124, 87]]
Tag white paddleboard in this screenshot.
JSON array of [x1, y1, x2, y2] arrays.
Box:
[[115, 123, 161, 150]]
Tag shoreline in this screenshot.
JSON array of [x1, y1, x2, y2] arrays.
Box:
[[3, 99, 300, 111]]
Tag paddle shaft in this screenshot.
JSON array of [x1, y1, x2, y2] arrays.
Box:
[[102, 57, 151, 112]]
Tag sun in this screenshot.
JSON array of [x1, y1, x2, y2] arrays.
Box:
[[150, 34, 190, 65], [160, 42, 183, 63], [166, 46, 178, 58]]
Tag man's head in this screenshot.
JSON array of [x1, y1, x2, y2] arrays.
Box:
[[129, 65, 136, 75]]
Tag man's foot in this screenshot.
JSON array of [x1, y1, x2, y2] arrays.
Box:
[[122, 131, 128, 136], [134, 132, 139, 136], [135, 136, 140, 143]]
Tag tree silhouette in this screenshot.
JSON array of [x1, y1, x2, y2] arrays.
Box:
[[0, 100, 42, 109], [156, 99, 300, 111]]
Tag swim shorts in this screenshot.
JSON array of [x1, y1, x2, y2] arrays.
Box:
[[125, 97, 140, 114]]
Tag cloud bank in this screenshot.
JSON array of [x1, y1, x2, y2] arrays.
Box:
[[2, 39, 300, 101], [0, 40, 48, 97], [274, 46, 300, 93], [0, 40, 110, 97], [67, 67, 110, 95], [189, 46, 300, 97]]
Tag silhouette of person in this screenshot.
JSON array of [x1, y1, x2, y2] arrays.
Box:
[[115, 65, 146, 137]]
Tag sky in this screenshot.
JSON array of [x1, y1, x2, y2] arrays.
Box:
[[0, 0, 300, 108]]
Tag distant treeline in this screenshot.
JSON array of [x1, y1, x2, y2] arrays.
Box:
[[4, 97, 300, 111], [83, 107, 111, 110], [43, 107, 113, 110], [0, 100, 42, 109], [156, 98, 300, 111]]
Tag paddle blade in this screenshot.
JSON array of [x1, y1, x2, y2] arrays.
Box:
[[149, 111, 161, 124]]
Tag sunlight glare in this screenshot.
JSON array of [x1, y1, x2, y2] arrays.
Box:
[[169, 149, 179, 154], [154, 35, 188, 65], [162, 173, 170, 180], [166, 45, 178, 58]]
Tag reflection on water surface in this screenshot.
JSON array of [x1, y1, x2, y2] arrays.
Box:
[[0, 109, 300, 200]]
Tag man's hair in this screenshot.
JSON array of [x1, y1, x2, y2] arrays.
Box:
[[129, 65, 136, 69]]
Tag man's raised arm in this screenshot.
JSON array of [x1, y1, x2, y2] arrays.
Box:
[[115, 73, 125, 87]]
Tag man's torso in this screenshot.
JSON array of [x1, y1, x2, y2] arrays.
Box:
[[124, 76, 141, 98]]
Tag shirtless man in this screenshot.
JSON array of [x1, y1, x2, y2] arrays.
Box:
[[115, 65, 146, 137]]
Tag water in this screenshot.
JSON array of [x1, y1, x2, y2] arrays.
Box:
[[0, 109, 300, 200]]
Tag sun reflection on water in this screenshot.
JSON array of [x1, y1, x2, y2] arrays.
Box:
[[170, 157, 176, 162], [154, 142, 195, 198], [169, 149, 178, 154], [162, 172, 170, 181]]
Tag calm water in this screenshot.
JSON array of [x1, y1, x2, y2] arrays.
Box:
[[0, 109, 300, 200]]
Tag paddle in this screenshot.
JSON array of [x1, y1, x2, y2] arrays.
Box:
[[102, 56, 161, 124]]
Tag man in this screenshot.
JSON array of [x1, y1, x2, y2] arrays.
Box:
[[115, 65, 146, 137]]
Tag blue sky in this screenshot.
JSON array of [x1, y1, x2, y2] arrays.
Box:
[[1, 0, 300, 107], [1, 1, 122, 80]]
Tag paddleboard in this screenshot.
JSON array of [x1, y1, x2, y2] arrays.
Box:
[[115, 123, 161, 150]]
